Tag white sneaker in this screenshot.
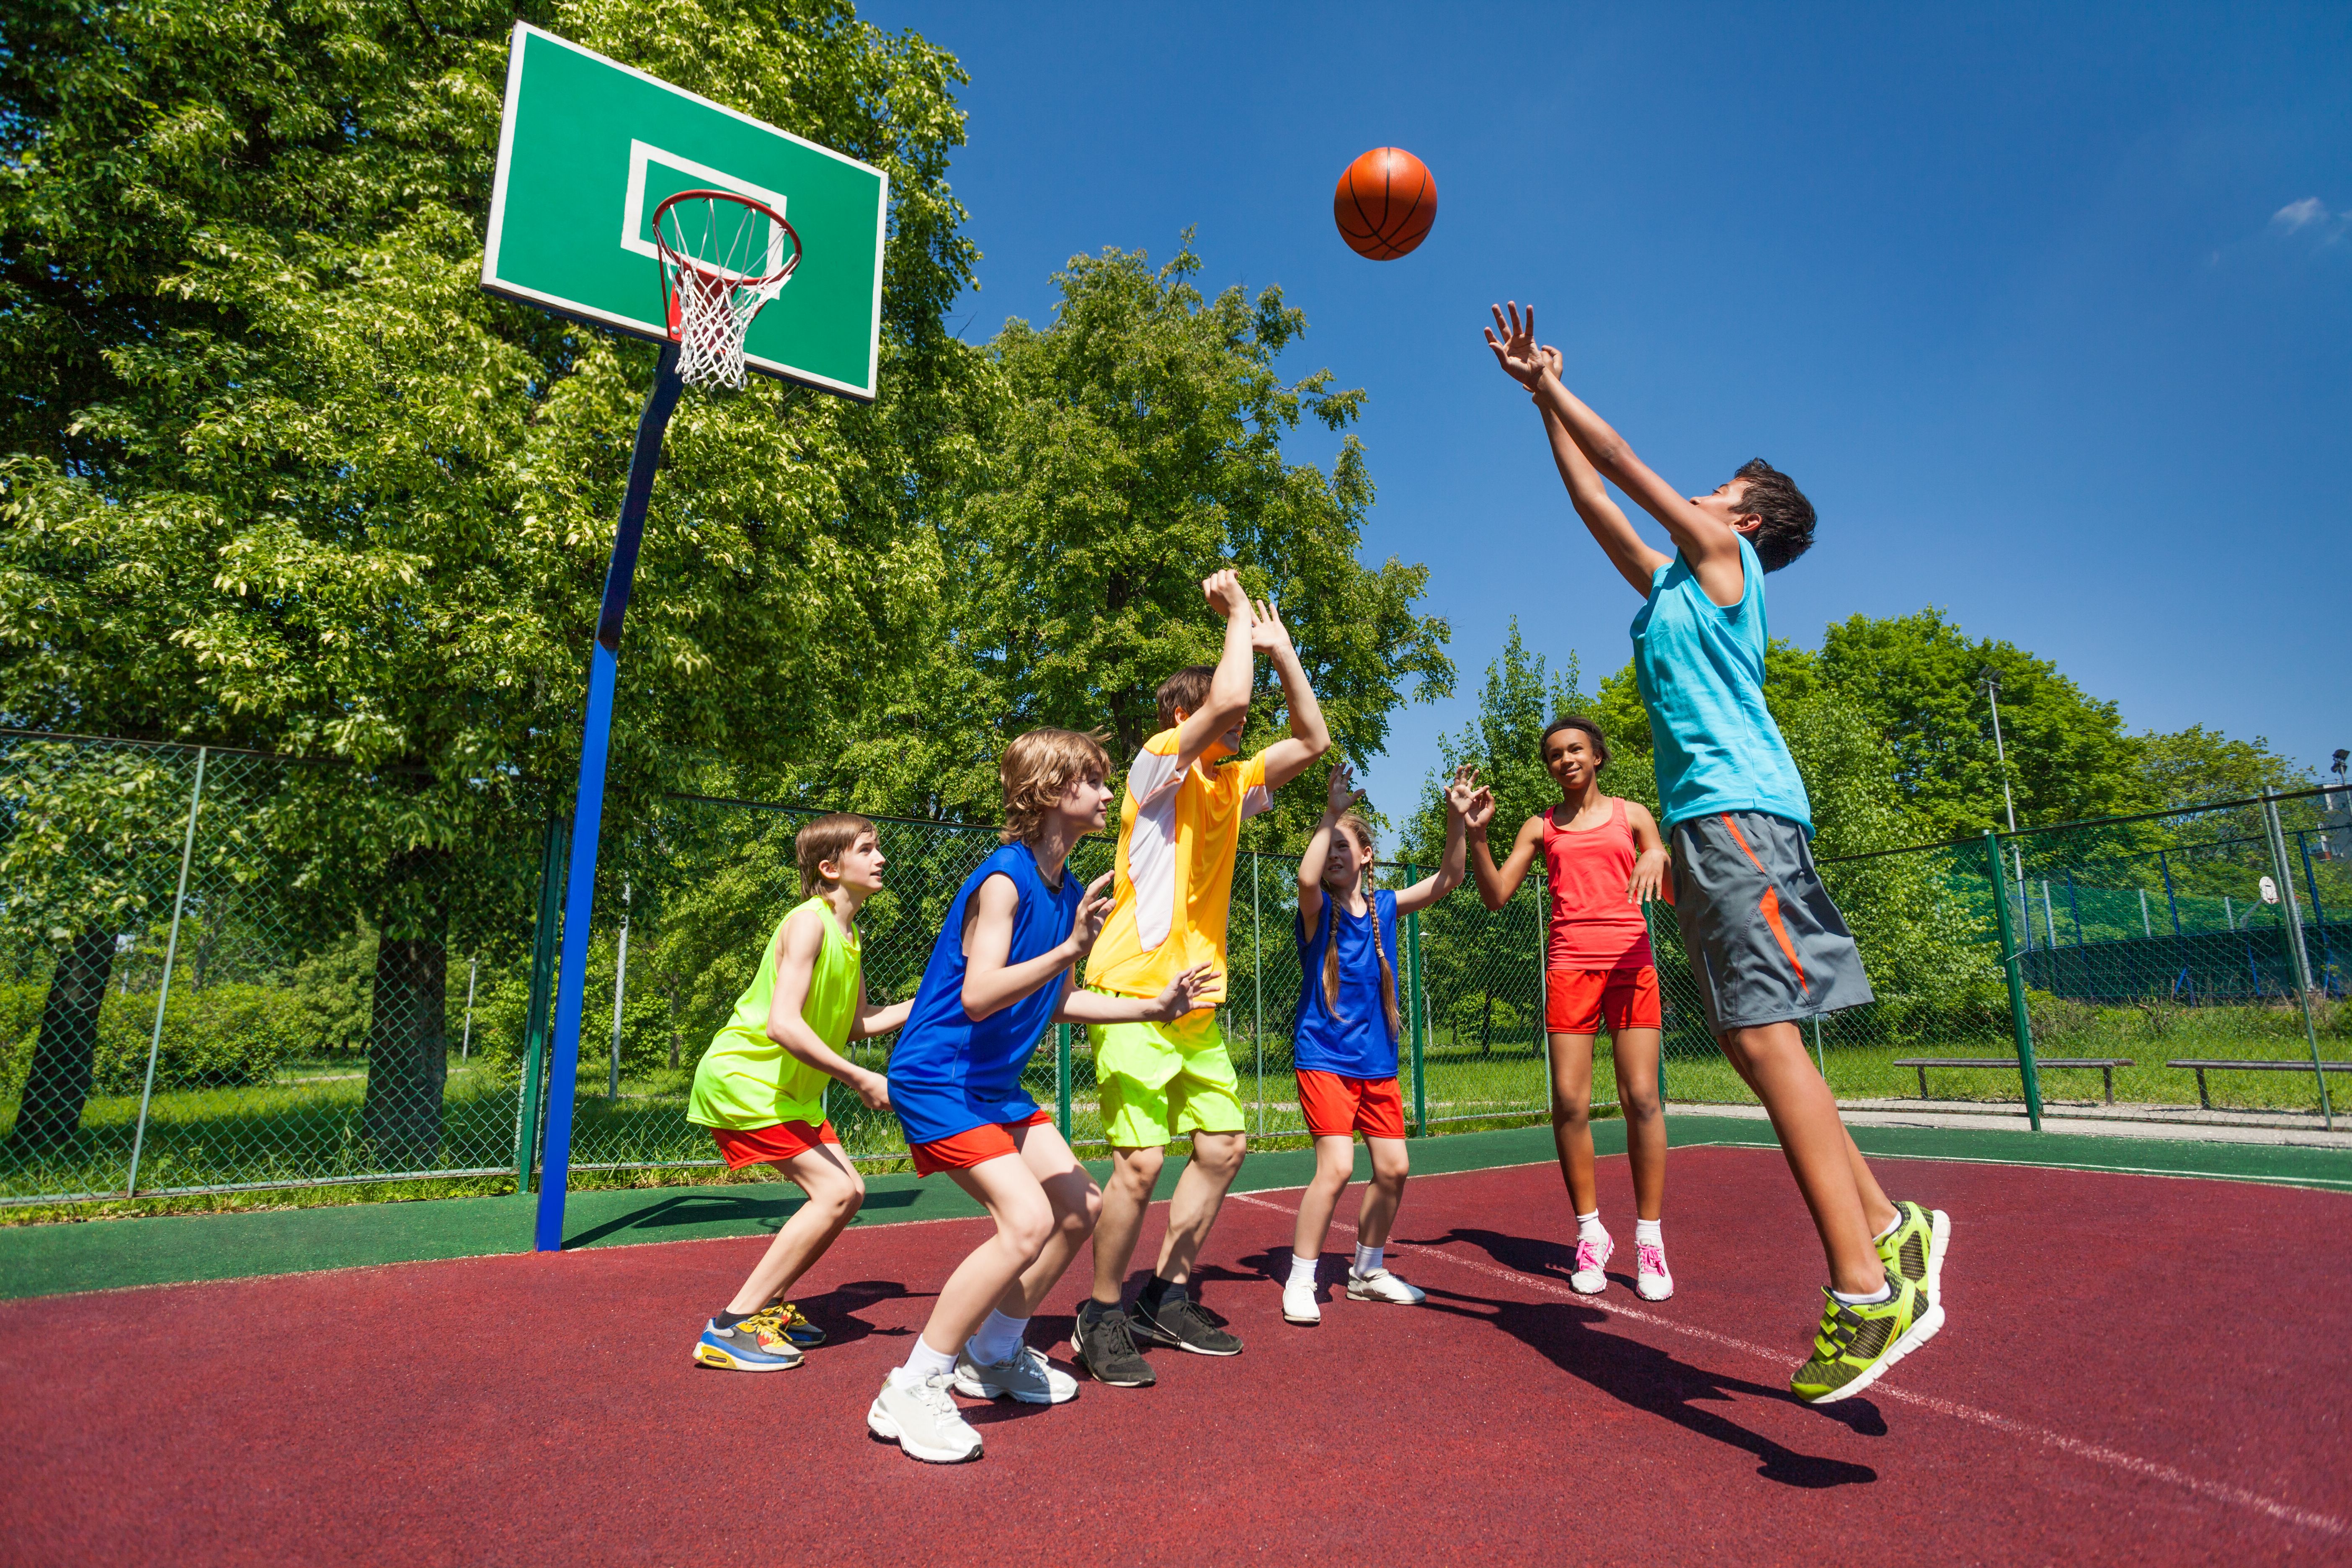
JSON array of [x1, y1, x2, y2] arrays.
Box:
[[1635, 1239, 1674, 1301], [1281, 1282, 1322, 1325], [867, 1367, 982, 1464], [1570, 1232, 1614, 1295], [1346, 1267, 1426, 1305], [954, 1343, 1077, 1405]]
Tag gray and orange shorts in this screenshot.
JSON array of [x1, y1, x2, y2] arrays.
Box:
[[1668, 811, 1873, 1036]]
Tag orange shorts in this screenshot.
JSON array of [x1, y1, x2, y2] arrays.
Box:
[[1545, 967, 1662, 1035], [1294, 1070, 1408, 1141], [908, 1108, 1055, 1176], [708, 1119, 840, 1170]]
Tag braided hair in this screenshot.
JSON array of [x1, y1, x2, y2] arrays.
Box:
[[1320, 812, 1402, 1039]]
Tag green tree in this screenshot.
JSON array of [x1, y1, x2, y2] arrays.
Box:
[[2133, 725, 2310, 811], [0, 0, 979, 1162]]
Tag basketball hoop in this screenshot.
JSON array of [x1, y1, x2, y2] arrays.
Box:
[[652, 188, 802, 389]]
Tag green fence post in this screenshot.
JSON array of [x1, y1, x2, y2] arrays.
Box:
[[1985, 830, 2044, 1131], [515, 817, 567, 1190], [1055, 1024, 1072, 1140], [1407, 870, 1427, 1137]]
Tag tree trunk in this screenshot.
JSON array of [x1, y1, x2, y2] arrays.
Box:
[[8, 926, 116, 1153], [360, 930, 449, 1170]]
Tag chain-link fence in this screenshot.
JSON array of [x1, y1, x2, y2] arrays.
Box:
[[5, 728, 2346, 1207]]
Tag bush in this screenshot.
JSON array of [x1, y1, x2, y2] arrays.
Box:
[[91, 985, 299, 1093]]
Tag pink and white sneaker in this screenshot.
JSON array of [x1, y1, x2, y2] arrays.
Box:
[[1569, 1232, 1614, 1294], [1635, 1239, 1674, 1301]]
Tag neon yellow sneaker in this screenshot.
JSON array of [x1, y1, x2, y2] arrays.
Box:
[[746, 1300, 825, 1348], [1791, 1273, 1942, 1404], [1877, 1201, 1950, 1308]]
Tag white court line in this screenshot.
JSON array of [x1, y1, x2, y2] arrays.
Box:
[[1228, 1190, 2348, 1541]]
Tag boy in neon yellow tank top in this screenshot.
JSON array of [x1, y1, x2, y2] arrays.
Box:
[[687, 813, 911, 1373]]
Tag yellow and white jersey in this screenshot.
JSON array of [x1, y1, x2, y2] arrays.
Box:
[[1086, 728, 1272, 1004]]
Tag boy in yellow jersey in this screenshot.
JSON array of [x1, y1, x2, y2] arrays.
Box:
[[688, 813, 912, 1372], [1075, 569, 1331, 1384]]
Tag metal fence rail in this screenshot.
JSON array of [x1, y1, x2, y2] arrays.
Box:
[[3, 729, 2345, 1207]]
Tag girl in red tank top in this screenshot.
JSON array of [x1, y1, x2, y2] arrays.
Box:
[[1463, 716, 1676, 1301]]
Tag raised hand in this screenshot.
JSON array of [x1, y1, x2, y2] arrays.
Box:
[[1247, 597, 1295, 658], [1148, 962, 1220, 1021], [1326, 758, 1366, 817], [1064, 871, 1117, 962], [1484, 302, 1546, 388], [1462, 784, 1496, 835], [1202, 567, 1250, 619], [1443, 764, 1480, 817], [1540, 343, 1565, 379]]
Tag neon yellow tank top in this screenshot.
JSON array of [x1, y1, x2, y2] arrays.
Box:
[[686, 897, 861, 1131]]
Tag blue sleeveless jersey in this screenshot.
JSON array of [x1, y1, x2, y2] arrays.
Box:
[[1291, 889, 1401, 1080], [887, 843, 1083, 1145]]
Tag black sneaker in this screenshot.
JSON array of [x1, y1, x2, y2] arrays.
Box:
[[1130, 1287, 1243, 1357], [1071, 1303, 1156, 1387]]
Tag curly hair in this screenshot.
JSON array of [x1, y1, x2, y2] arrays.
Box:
[[1540, 715, 1611, 768], [1000, 727, 1112, 844], [1732, 457, 1816, 572]]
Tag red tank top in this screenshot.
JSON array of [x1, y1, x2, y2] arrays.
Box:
[[1542, 798, 1655, 970]]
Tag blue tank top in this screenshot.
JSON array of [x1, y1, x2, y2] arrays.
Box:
[[887, 842, 1083, 1145], [1629, 534, 1813, 833], [1291, 889, 1400, 1080]]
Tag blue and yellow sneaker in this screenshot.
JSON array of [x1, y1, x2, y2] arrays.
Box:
[[1877, 1200, 1950, 1308], [1790, 1272, 1942, 1405], [694, 1315, 804, 1372], [748, 1300, 825, 1348]]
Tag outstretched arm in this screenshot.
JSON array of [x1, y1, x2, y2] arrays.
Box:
[[959, 872, 1110, 1021], [1171, 569, 1258, 775], [1460, 776, 1545, 912], [1486, 302, 1748, 606], [1296, 759, 1363, 941], [850, 971, 912, 1041], [1533, 348, 1668, 597], [1052, 964, 1218, 1025], [1248, 599, 1332, 790], [1396, 766, 1475, 915]]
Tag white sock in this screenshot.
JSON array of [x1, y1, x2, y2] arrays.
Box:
[[1287, 1251, 1319, 1289], [967, 1310, 1028, 1366], [1830, 1281, 1895, 1307], [1873, 1209, 1903, 1242], [903, 1337, 958, 1379], [1353, 1242, 1384, 1276], [1634, 1219, 1663, 1248], [1576, 1210, 1606, 1244]]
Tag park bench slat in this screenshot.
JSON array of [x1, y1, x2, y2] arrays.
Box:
[[2163, 1057, 2352, 1110], [1893, 1055, 2135, 1103]]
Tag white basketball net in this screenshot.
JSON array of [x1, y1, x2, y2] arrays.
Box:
[[654, 191, 798, 391], [670, 264, 772, 390]]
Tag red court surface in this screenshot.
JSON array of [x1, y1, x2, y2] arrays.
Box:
[[4, 1147, 2346, 1566]]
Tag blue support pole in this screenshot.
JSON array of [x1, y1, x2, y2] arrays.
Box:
[[534, 343, 686, 1254]]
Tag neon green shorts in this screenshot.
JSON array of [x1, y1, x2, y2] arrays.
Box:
[[1093, 1008, 1246, 1150]]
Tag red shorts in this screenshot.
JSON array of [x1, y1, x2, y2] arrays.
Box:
[[1294, 1070, 1408, 1141], [1545, 967, 1662, 1035], [708, 1119, 840, 1170], [908, 1108, 1055, 1176]]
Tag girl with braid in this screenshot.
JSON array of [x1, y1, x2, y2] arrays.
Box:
[[1278, 761, 1475, 1326]]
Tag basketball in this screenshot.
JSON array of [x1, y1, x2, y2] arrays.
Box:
[[1333, 147, 1437, 260]]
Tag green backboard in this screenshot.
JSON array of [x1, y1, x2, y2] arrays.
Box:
[[482, 23, 887, 402]]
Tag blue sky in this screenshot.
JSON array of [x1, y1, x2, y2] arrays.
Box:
[[872, 0, 2352, 812]]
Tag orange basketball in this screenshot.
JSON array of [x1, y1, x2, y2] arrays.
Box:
[[1334, 147, 1437, 260]]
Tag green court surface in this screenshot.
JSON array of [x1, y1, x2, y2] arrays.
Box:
[[2, 1114, 2344, 1302]]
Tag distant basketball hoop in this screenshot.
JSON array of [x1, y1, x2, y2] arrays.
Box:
[[652, 188, 802, 389]]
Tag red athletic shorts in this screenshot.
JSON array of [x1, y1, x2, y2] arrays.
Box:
[[708, 1119, 840, 1169], [908, 1108, 1055, 1176], [1294, 1070, 1408, 1141], [1545, 966, 1662, 1035]]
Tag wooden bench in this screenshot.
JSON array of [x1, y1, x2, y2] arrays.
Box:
[[2165, 1057, 2352, 1109], [1895, 1056, 2135, 1104]]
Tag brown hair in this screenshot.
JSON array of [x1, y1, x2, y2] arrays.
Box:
[[795, 812, 877, 897], [1000, 727, 1113, 844], [1541, 715, 1611, 767], [1319, 812, 1402, 1039], [1732, 457, 1816, 573], [1155, 666, 1216, 732]]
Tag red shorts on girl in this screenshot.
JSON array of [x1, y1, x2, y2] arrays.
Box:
[[1294, 1070, 1407, 1140], [709, 1119, 841, 1169], [908, 1107, 1055, 1176], [1545, 966, 1662, 1035]]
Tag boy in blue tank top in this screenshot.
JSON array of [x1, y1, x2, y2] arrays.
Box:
[[864, 728, 1214, 1466], [1279, 761, 1473, 1328], [1485, 310, 1950, 1406]]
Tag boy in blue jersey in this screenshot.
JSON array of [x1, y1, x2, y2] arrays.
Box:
[[1485, 309, 1949, 1405], [866, 727, 1213, 1465]]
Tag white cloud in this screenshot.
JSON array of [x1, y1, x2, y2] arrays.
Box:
[[2271, 197, 2326, 233]]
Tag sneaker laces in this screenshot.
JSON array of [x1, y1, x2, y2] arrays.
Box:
[[1089, 1307, 1141, 1359], [1637, 1242, 1668, 1276], [1573, 1237, 1609, 1274]]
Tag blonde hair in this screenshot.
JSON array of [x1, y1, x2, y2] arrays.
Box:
[[1320, 811, 1401, 1039], [1000, 727, 1112, 844], [796, 812, 877, 897]]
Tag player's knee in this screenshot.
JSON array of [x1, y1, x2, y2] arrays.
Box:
[[1191, 1132, 1246, 1181], [1000, 1195, 1055, 1259], [1113, 1148, 1163, 1196], [1371, 1147, 1410, 1186], [1552, 1092, 1590, 1127], [1620, 1081, 1663, 1122]]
